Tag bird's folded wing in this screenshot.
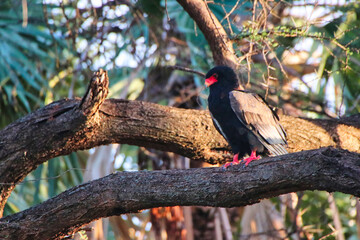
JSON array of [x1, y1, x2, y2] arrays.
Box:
[[229, 91, 287, 155]]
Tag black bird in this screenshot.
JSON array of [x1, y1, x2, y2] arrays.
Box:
[[205, 66, 287, 167]]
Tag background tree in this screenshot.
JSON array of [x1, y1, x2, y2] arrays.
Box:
[[0, 0, 359, 239]]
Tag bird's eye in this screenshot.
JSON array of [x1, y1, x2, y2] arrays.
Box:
[[212, 73, 218, 79]]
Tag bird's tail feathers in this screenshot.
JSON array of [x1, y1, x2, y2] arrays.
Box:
[[266, 144, 288, 156]]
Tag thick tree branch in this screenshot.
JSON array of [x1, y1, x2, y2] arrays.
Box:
[[1, 148, 359, 239], [0, 70, 360, 216], [176, 0, 239, 69], [0, 70, 109, 216]]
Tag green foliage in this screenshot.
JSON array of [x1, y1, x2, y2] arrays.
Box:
[[4, 153, 85, 216], [312, 9, 360, 114], [0, 1, 74, 126]]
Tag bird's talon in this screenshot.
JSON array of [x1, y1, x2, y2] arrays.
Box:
[[223, 162, 232, 169]]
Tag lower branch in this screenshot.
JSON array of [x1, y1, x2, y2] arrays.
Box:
[[1, 148, 359, 240]]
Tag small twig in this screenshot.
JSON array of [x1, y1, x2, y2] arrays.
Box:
[[204, 1, 234, 56], [219, 208, 233, 240], [338, 82, 346, 117], [165, 0, 170, 21], [0, 168, 88, 186], [264, 41, 289, 79], [262, 48, 270, 99], [220, 4, 233, 35], [318, 228, 337, 240], [60, 1, 76, 46], [221, 0, 240, 25], [239, 228, 289, 239], [22, 0, 28, 27], [327, 193, 345, 240], [167, 65, 206, 77], [42, 3, 59, 68]]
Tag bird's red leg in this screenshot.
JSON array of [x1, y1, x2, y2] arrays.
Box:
[[223, 153, 240, 168], [243, 151, 261, 166]]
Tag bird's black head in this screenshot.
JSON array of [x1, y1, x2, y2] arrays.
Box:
[[205, 66, 240, 90]]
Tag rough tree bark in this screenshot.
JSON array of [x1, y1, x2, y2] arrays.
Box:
[[0, 147, 359, 239], [0, 69, 359, 239], [176, 0, 239, 69]]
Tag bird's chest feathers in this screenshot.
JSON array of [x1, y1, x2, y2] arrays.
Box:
[[208, 88, 229, 104], [208, 93, 232, 117], [219, 92, 228, 99]]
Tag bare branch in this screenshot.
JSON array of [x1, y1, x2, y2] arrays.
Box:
[[0, 148, 359, 239], [167, 65, 206, 77], [176, 0, 239, 69]]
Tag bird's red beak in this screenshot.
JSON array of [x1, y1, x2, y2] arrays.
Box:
[[205, 76, 218, 87]]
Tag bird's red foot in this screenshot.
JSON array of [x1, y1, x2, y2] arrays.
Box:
[[223, 153, 240, 169], [243, 151, 261, 166]]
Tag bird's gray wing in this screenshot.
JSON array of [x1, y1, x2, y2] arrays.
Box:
[[229, 90, 288, 156]]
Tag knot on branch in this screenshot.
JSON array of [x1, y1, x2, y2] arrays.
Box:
[[79, 69, 109, 116]]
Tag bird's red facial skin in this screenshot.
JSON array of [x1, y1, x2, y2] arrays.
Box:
[[205, 75, 218, 87]]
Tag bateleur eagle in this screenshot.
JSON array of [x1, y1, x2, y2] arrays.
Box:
[[205, 66, 287, 167]]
